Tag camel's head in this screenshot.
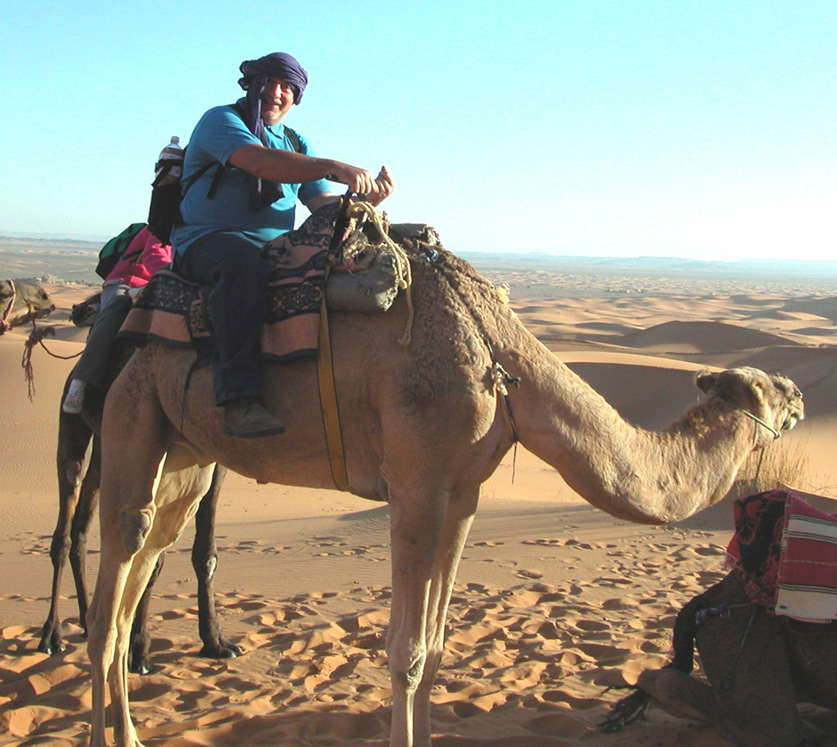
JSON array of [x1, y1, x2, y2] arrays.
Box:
[[696, 367, 804, 437], [0, 279, 55, 333]]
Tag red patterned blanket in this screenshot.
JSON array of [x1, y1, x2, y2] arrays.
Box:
[[727, 489, 837, 623], [119, 202, 341, 363]]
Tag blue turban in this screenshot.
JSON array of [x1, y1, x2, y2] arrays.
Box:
[[238, 53, 308, 145]]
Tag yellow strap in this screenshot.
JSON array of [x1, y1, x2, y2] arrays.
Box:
[[317, 294, 349, 491]]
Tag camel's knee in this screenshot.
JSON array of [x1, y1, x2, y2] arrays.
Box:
[[121, 509, 153, 554], [388, 640, 427, 695], [64, 458, 85, 488], [49, 528, 72, 565], [638, 668, 717, 724]]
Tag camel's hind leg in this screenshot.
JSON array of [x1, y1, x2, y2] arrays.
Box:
[[412, 487, 479, 746], [191, 465, 242, 659], [126, 463, 239, 672]]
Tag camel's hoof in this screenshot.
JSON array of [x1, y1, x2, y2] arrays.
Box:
[[199, 639, 243, 659], [37, 638, 65, 656], [121, 510, 152, 554], [38, 625, 65, 656], [128, 656, 153, 676]]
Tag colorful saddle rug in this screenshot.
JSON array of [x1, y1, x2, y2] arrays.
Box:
[[119, 202, 340, 364], [727, 489, 837, 623]]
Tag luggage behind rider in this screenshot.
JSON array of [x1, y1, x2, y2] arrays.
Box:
[[170, 51, 395, 439], [62, 226, 171, 414]]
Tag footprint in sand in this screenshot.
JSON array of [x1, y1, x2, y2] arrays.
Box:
[[516, 569, 544, 580]]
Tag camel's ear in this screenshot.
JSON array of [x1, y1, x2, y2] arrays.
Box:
[[695, 369, 718, 394]]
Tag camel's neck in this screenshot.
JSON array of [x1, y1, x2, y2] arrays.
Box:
[[494, 321, 754, 524]]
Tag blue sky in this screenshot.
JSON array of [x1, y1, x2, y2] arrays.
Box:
[[2, 0, 835, 261]]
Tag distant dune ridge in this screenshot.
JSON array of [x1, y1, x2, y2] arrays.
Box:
[[2, 248, 837, 745]]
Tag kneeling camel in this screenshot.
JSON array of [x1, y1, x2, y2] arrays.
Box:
[[604, 568, 837, 746], [86, 212, 804, 747]]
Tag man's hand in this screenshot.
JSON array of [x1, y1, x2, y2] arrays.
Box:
[[323, 163, 377, 194], [325, 165, 395, 205], [364, 166, 395, 206]]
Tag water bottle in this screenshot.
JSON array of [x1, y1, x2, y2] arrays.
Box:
[[154, 136, 184, 186]]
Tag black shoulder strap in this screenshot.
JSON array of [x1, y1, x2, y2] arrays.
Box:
[[199, 104, 303, 202], [283, 126, 301, 153]]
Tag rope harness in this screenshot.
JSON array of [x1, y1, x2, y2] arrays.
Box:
[[426, 255, 522, 450], [737, 406, 783, 440], [316, 197, 522, 489], [717, 396, 784, 489], [1, 279, 17, 332], [21, 324, 82, 401], [693, 601, 759, 695], [340, 200, 414, 345]]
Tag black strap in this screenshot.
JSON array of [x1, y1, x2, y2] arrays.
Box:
[[185, 103, 303, 203]]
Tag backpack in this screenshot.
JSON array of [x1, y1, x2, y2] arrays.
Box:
[[95, 222, 147, 280], [146, 103, 302, 245]]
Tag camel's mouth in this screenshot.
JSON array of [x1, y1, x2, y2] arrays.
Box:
[[782, 411, 803, 432]]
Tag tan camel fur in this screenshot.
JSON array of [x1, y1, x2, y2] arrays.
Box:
[[85, 227, 804, 747], [605, 569, 837, 746], [39, 381, 239, 673], [0, 279, 55, 332], [39, 305, 241, 672]]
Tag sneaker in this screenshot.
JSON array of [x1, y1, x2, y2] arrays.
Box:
[[223, 396, 285, 438], [62, 379, 86, 414]]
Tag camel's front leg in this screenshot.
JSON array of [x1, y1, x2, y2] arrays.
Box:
[[40, 411, 96, 654], [412, 487, 479, 745], [387, 483, 448, 747], [88, 367, 170, 747], [69, 435, 101, 635], [87, 539, 139, 747]]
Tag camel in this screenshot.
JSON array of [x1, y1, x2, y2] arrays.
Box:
[[84, 203, 804, 747], [603, 568, 837, 745], [0, 278, 55, 333], [38, 289, 240, 671], [38, 373, 240, 673]]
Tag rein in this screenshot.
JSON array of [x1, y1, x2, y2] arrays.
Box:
[[737, 407, 782, 440], [719, 398, 784, 489], [21, 322, 83, 401], [1, 279, 17, 331]]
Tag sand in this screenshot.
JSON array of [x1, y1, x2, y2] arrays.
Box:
[[2, 254, 837, 746]]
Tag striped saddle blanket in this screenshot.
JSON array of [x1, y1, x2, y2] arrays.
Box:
[[119, 203, 342, 364], [727, 489, 837, 623]]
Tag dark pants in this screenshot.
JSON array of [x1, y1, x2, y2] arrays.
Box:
[[74, 283, 134, 387], [174, 233, 271, 406]]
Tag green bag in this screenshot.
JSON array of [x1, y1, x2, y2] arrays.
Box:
[[95, 222, 147, 280]]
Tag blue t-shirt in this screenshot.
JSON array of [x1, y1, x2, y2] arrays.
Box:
[[171, 102, 331, 254]]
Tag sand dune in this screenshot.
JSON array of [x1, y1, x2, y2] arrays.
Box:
[[2, 263, 837, 746], [618, 320, 800, 354]]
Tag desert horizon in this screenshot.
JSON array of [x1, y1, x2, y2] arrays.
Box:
[[2, 244, 837, 745]]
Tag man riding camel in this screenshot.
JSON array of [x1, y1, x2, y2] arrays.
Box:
[[172, 51, 395, 438]]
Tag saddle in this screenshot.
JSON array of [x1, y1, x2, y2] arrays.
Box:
[[117, 201, 431, 364], [727, 489, 837, 623]]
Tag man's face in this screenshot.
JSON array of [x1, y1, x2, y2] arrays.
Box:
[[260, 77, 295, 125]]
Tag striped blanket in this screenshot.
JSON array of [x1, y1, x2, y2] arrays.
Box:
[[727, 489, 837, 623], [119, 202, 340, 363]]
